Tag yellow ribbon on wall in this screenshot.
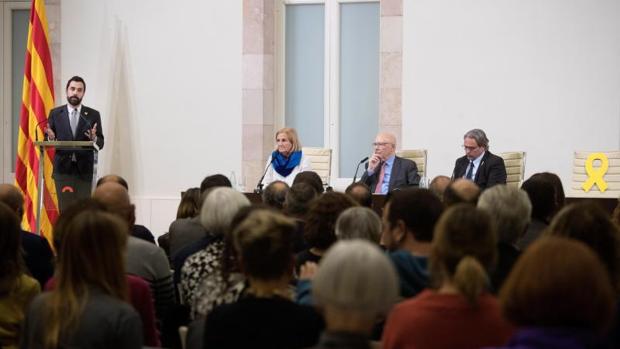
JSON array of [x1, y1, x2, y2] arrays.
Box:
[[581, 152, 609, 192]]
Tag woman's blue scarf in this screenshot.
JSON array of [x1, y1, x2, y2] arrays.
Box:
[[272, 150, 302, 177]]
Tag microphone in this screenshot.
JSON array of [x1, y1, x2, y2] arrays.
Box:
[[254, 155, 275, 194], [352, 156, 369, 184], [34, 118, 49, 142]]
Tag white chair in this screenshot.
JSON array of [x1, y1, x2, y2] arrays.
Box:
[[499, 151, 526, 188], [396, 149, 428, 181], [571, 151, 620, 197], [302, 147, 332, 185]]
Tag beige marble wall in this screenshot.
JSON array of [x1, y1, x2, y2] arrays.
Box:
[[242, 0, 404, 183], [380, 0, 403, 149], [242, 0, 275, 189]]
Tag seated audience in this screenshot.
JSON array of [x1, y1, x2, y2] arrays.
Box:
[[382, 205, 513, 349], [478, 185, 531, 291], [296, 192, 357, 273], [443, 178, 480, 206], [21, 210, 143, 348], [96, 174, 156, 244], [179, 188, 250, 318], [0, 184, 53, 288], [49, 199, 160, 347], [335, 206, 381, 243], [169, 174, 232, 259], [490, 237, 615, 349], [310, 240, 399, 349], [262, 180, 289, 210], [203, 210, 324, 348], [345, 182, 373, 208], [429, 175, 450, 200], [158, 187, 202, 259], [284, 182, 318, 253], [293, 171, 325, 194], [93, 182, 174, 328], [0, 203, 40, 349], [382, 189, 443, 298], [517, 172, 563, 250]]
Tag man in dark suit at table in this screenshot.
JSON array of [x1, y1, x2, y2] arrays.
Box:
[[360, 132, 420, 194], [45, 76, 104, 211], [452, 128, 506, 190]]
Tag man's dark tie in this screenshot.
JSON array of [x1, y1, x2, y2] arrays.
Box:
[[466, 161, 474, 180]]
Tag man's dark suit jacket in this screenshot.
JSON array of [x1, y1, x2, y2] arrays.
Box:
[[47, 105, 104, 177], [21, 229, 54, 287], [452, 150, 507, 189], [360, 156, 420, 193]]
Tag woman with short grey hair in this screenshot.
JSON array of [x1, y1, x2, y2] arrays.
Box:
[[310, 240, 399, 348], [335, 207, 382, 244]]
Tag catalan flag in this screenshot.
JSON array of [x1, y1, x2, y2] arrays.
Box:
[[15, 0, 58, 247]]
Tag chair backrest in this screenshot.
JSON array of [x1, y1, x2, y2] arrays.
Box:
[[396, 149, 427, 180], [499, 151, 526, 188], [302, 147, 332, 185], [571, 151, 620, 197]]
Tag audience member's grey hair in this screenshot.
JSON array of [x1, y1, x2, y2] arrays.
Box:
[[262, 180, 289, 210], [478, 185, 532, 244], [335, 207, 381, 244], [464, 128, 490, 149], [200, 187, 250, 236], [313, 240, 398, 318]]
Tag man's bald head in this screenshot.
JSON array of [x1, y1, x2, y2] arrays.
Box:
[[93, 182, 135, 226], [96, 174, 129, 190], [444, 179, 481, 206], [429, 175, 451, 200], [0, 184, 24, 217]]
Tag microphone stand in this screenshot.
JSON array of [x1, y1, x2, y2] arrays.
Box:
[[254, 156, 274, 194], [352, 156, 369, 184]]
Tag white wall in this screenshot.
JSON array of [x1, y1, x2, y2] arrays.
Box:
[[402, 0, 620, 192], [61, 0, 242, 236]]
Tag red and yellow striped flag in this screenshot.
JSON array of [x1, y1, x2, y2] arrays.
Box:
[[15, 0, 58, 246]]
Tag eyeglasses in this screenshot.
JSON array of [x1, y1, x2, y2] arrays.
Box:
[[372, 142, 393, 147], [463, 145, 480, 151]]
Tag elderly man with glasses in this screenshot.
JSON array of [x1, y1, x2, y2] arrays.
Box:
[[360, 132, 420, 194], [452, 128, 506, 189]]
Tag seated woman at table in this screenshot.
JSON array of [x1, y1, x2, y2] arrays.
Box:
[[262, 127, 312, 187]]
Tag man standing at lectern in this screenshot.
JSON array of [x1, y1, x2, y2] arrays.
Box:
[[45, 76, 104, 211]]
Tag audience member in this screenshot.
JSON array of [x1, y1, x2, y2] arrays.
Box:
[[284, 182, 317, 253], [345, 182, 373, 208], [429, 175, 450, 200], [443, 178, 480, 206], [48, 199, 160, 347], [517, 173, 563, 250], [21, 210, 142, 348], [382, 205, 513, 349], [478, 185, 531, 291], [296, 192, 357, 273], [262, 180, 289, 210], [545, 202, 620, 294], [491, 237, 615, 349], [311, 240, 399, 348], [0, 202, 40, 349], [93, 182, 174, 327], [169, 174, 232, 259], [177, 187, 201, 219], [179, 188, 250, 317], [293, 171, 325, 194], [0, 184, 54, 288], [382, 188, 443, 298], [335, 207, 381, 243], [96, 174, 156, 244], [203, 210, 324, 348]]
